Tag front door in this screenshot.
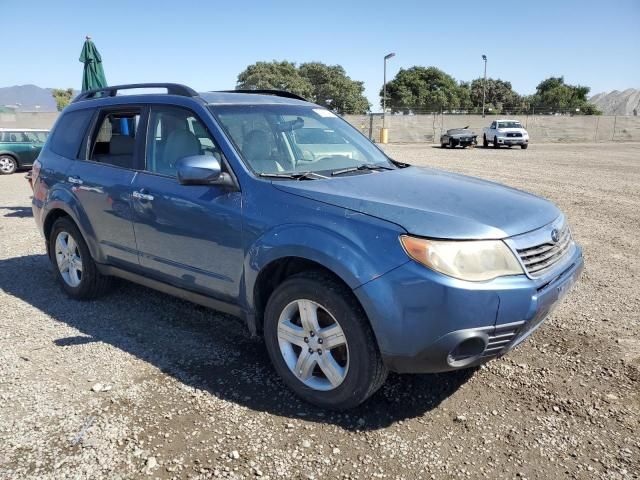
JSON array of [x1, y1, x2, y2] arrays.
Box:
[[131, 105, 243, 302]]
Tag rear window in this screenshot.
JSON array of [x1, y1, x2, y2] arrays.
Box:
[[49, 109, 94, 158]]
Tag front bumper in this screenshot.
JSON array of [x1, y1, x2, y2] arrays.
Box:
[[497, 136, 528, 145], [453, 137, 477, 146], [354, 246, 583, 373]]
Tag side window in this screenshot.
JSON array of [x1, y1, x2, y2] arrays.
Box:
[[0, 132, 19, 142], [49, 109, 94, 158], [88, 109, 141, 169], [145, 106, 224, 177], [490, 122, 496, 129]]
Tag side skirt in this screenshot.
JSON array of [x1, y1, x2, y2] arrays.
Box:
[[97, 264, 245, 320]]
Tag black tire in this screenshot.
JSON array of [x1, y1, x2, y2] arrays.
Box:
[[449, 138, 455, 148], [521, 144, 528, 149], [440, 142, 447, 148], [493, 136, 499, 149], [0, 155, 18, 175], [483, 135, 488, 148], [49, 217, 111, 299], [263, 271, 387, 410]]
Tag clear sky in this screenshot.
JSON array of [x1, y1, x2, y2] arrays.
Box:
[[3, 0, 639, 110]]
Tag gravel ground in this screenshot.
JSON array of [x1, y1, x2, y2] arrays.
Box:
[[0, 142, 638, 479]]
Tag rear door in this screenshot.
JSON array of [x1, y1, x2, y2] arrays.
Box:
[[68, 106, 145, 268], [130, 105, 243, 301]]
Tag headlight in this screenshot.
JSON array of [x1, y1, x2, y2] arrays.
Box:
[[399, 235, 524, 281]]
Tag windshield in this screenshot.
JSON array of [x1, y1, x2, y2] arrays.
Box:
[[209, 105, 394, 176], [497, 122, 522, 129]]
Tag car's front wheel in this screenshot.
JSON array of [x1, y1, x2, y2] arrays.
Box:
[[521, 144, 528, 149], [263, 271, 387, 410], [0, 155, 17, 175], [49, 217, 111, 299], [493, 136, 499, 148], [449, 138, 455, 148], [483, 135, 488, 148]]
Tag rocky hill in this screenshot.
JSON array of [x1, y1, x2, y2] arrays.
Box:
[[590, 89, 640, 116], [0, 85, 59, 112]]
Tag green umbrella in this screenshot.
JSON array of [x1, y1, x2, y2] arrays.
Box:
[[79, 36, 107, 92]]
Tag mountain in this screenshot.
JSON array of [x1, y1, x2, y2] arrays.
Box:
[[0, 85, 59, 112], [590, 89, 640, 116]]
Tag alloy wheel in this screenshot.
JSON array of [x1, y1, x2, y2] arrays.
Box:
[[277, 299, 349, 391], [0, 156, 16, 174], [55, 231, 83, 287]]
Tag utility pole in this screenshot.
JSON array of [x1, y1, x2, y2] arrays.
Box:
[[381, 53, 396, 139], [482, 55, 487, 118]]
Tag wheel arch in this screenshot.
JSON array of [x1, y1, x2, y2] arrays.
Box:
[[41, 192, 101, 261], [251, 256, 359, 335]]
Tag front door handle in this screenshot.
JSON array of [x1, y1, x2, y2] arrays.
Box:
[[68, 176, 83, 185], [132, 190, 154, 201]]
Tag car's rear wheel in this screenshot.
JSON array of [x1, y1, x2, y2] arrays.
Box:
[[483, 135, 488, 148], [493, 136, 499, 148], [521, 144, 528, 149], [263, 271, 387, 410], [49, 217, 111, 299], [0, 155, 17, 175], [440, 141, 447, 148]]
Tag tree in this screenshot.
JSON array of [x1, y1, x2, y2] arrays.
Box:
[[462, 78, 523, 114], [529, 76, 601, 114], [51, 88, 74, 111], [236, 61, 370, 114], [236, 61, 314, 99], [298, 63, 369, 114], [381, 67, 469, 113]]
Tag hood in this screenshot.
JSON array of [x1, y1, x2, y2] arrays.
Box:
[[273, 167, 560, 239]]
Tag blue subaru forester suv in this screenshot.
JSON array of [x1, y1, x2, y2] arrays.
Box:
[[31, 83, 583, 409]]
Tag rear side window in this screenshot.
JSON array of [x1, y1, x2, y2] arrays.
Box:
[[49, 109, 94, 158], [88, 109, 141, 169]]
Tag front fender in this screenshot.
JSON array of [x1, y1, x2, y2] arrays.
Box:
[[243, 222, 407, 312]]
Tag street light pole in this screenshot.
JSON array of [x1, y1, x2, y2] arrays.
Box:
[[383, 52, 395, 129], [482, 55, 487, 118]]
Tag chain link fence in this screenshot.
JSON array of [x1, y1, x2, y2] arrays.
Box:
[[344, 113, 640, 143]]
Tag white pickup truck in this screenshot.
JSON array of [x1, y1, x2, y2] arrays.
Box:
[[482, 119, 529, 149]]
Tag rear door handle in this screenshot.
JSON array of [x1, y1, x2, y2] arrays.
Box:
[[132, 190, 154, 201], [68, 176, 83, 185]]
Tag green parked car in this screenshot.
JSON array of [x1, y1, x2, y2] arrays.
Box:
[[0, 128, 49, 175]]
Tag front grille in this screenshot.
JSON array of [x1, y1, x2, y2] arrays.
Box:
[[482, 322, 523, 357], [516, 224, 573, 278], [507, 132, 523, 137]]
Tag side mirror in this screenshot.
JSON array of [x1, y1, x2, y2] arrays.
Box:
[[176, 155, 235, 188]]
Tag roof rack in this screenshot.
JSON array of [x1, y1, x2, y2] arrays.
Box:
[[220, 89, 307, 102], [72, 83, 199, 103]]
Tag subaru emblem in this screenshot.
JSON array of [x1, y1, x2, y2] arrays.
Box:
[[551, 228, 560, 243]]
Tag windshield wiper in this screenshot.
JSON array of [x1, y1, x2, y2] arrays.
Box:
[[258, 171, 327, 181], [331, 164, 394, 176]]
